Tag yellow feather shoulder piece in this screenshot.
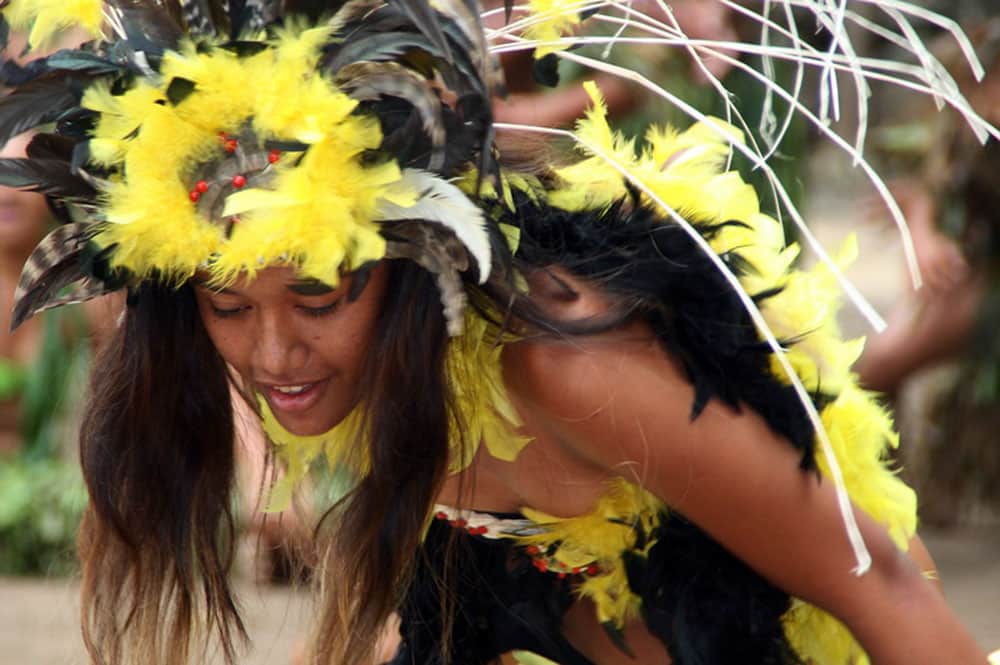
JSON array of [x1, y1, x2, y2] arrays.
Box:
[[543, 85, 918, 662], [517, 478, 663, 628]]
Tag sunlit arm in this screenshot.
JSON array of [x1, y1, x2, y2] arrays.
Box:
[[505, 330, 987, 665]]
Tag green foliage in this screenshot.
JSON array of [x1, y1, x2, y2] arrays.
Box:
[[0, 457, 86, 576]]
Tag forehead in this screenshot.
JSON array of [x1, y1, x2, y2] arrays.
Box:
[[194, 266, 337, 295]]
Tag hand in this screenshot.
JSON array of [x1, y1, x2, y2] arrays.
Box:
[[893, 179, 969, 295], [868, 178, 970, 295], [912, 228, 969, 295]]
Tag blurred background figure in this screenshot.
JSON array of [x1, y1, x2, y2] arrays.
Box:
[[0, 127, 100, 575], [0, 29, 120, 576], [489, 0, 737, 129], [856, 15, 1000, 526]]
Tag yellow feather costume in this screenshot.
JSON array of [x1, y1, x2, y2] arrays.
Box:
[[257, 80, 918, 663], [504, 84, 916, 663], [0, 2, 974, 663]]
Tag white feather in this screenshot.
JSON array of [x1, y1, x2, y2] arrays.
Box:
[[376, 169, 493, 284]]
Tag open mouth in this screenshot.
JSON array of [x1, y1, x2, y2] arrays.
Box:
[[261, 379, 329, 414]]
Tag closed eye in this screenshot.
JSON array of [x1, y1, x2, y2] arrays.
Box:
[[210, 303, 249, 318], [298, 300, 340, 318]]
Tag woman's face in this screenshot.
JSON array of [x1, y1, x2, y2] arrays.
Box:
[[193, 264, 388, 436]]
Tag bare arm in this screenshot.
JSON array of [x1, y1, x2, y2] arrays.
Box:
[[504, 328, 985, 665]]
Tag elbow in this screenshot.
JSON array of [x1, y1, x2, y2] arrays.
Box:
[[827, 534, 942, 646]]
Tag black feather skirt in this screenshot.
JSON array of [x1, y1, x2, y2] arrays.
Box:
[[391, 512, 802, 665]]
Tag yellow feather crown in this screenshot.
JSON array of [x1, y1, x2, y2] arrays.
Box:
[[87, 27, 415, 288]]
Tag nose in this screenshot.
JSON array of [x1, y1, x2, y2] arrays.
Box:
[[251, 311, 309, 379]]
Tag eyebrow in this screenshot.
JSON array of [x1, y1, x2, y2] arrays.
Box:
[[191, 278, 235, 294], [191, 277, 335, 295], [287, 280, 335, 295]]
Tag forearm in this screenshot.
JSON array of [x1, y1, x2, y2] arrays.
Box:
[[840, 550, 985, 664], [906, 534, 942, 593]]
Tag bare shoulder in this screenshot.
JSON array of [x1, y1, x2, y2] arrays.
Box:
[[502, 271, 691, 464]]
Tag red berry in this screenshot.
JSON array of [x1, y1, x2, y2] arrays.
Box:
[[195, 180, 209, 193], [435, 511, 448, 520], [532, 559, 548, 572], [586, 564, 599, 576], [224, 139, 238, 153], [189, 190, 201, 202], [232, 174, 247, 188], [558, 572, 566, 579], [268, 150, 281, 164], [526, 545, 540, 556]]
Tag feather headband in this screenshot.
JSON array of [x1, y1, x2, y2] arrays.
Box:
[[0, 0, 503, 334]]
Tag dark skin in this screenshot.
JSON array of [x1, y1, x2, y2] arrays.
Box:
[[440, 267, 983, 664]]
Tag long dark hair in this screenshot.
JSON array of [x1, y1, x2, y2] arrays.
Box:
[[76, 259, 462, 665], [78, 282, 244, 665], [310, 259, 456, 665]]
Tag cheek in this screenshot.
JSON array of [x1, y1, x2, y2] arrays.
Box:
[[196, 307, 252, 372], [210, 328, 252, 370], [311, 309, 379, 378]]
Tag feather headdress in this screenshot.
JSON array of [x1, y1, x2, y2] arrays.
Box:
[[0, 0, 505, 334]]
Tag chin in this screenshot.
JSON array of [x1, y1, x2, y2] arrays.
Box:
[[267, 396, 352, 437], [272, 411, 341, 437]]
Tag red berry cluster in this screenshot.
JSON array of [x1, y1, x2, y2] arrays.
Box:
[[523, 546, 600, 578], [434, 511, 490, 536], [187, 136, 282, 204]]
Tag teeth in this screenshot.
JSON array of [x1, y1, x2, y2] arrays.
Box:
[[273, 384, 311, 395]]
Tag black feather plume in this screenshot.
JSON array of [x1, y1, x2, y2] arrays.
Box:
[[0, 158, 96, 199], [386, 0, 454, 63], [11, 223, 106, 331], [103, 0, 184, 58], [335, 61, 446, 170], [0, 73, 84, 145], [25, 134, 76, 162], [327, 32, 443, 73], [0, 58, 49, 85], [44, 49, 126, 76]]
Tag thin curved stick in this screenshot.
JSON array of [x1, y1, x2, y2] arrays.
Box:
[[490, 16, 998, 299], [491, 33, 891, 328]]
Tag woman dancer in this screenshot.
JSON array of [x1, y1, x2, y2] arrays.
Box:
[[0, 1, 992, 664]]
